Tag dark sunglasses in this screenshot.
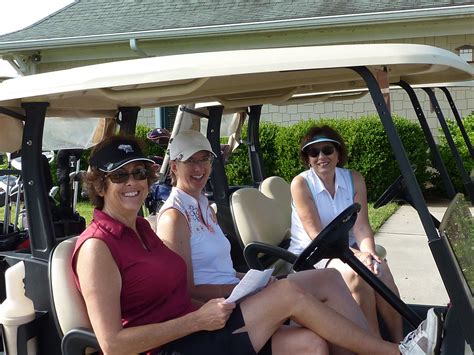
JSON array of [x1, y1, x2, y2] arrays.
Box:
[[106, 167, 148, 184], [306, 145, 336, 158]]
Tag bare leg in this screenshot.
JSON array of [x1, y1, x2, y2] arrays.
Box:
[[287, 269, 369, 330], [326, 259, 381, 337], [239, 278, 399, 355], [375, 260, 403, 342], [287, 269, 370, 354], [271, 326, 329, 355]]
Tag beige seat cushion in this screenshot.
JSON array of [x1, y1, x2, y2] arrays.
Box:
[[145, 214, 157, 232], [231, 188, 289, 247], [50, 236, 92, 335], [231, 187, 292, 275], [259, 176, 291, 225]]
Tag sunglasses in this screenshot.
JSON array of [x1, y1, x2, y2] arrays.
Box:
[[106, 167, 148, 184], [306, 145, 336, 158]]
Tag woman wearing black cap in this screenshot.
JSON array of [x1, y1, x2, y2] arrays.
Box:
[[72, 134, 440, 355], [290, 125, 402, 342]]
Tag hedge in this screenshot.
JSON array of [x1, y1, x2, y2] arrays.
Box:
[[225, 115, 433, 202], [433, 113, 474, 194], [3, 116, 471, 203]]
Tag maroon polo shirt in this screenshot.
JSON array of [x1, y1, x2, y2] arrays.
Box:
[[72, 209, 196, 329]]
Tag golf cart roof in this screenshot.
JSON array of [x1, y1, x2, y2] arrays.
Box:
[[283, 79, 474, 104], [1, 42, 473, 353], [0, 43, 472, 118]]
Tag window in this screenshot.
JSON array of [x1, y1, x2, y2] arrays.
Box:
[[456, 45, 474, 63]]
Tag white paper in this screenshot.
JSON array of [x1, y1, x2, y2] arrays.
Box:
[[224, 268, 274, 304]]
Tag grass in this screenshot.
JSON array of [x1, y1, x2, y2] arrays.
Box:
[[76, 201, 94, 225], [3, 200, 399, 233], [64, 201, 402, 231], [368, 202, 400, 233]]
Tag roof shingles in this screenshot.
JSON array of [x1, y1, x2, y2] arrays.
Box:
[[0, 0, 472, 42]]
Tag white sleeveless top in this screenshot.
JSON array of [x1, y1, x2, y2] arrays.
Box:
[[289, 167, 355, 255], [158, 187, 240, 285]]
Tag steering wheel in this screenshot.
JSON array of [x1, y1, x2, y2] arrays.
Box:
[[292, 202, 424, 328], [293, 203, 361, 272]]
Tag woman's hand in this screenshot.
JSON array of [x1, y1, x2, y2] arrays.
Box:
[[354, 251, 382, 277], [195, 298, 235, 331]]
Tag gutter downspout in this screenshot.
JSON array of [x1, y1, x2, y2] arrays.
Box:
[[129, 38, 149, 57]]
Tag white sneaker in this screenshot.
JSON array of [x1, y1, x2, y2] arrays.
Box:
[[399, 308, 442, 355]]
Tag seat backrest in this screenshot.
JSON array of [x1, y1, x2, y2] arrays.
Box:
[[145, 215, 157, 232], [259, 176, 292, 226], [50, 236, 92, 337], [230, 187, 290, 247]]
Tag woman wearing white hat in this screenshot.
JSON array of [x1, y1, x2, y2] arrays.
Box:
[[157, 130, 440, 355], [290, 125, 402, 342]]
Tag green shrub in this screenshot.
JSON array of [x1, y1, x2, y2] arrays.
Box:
[[435, 113, 474, 193], [224, 122, 280, 186], [135, 124, 166, 158], [226, 116, 432, 202], [224, 144, 250, 186]]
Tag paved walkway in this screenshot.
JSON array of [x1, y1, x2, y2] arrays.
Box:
[[374, 202, 473, 306]]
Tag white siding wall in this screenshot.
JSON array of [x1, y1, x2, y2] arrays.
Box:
[[41, 35, 472, 134], [260, 87, 474, 139]]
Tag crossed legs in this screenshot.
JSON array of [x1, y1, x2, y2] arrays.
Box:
[[238, 277, 401, 355]]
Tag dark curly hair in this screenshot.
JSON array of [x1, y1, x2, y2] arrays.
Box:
[[299, 125, 348, 167], [84, 135, 158, 209]]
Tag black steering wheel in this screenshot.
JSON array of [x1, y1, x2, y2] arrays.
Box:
[[292, 201, 423, 328], [293, 203, 361, 272]]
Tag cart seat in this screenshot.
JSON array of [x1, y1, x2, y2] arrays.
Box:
[[258, 176, 292, 224], [49, 236, 100, 355], [230, 186, 292, 275]]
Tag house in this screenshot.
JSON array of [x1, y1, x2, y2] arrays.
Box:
[[0, 0, 472, 131]]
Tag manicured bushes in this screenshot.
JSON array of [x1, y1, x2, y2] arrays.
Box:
[[225, 116, 433, 202], [135, 124, 166, 158], [434, 114, 474, 194]]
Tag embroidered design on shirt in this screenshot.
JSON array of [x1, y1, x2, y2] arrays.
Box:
[[189, 206, 199, 222]]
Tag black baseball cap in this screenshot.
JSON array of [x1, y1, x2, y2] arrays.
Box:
[[90, 137, 155, 173]]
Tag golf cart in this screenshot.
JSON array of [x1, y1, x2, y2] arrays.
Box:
[[0, 43, 472, 354]]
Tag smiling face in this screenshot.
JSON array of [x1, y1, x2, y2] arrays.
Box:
[[307, 142, 339, 176], [100, 162, 150, 217], [171, 150, 213, 199]]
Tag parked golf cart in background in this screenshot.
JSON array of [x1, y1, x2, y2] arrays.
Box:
[[0, 43, 472, 354]]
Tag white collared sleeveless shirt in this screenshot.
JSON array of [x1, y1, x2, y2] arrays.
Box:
[[289, 167, 356, 255], [159, 187, 240, 285]]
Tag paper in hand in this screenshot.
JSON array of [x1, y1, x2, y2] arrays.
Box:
[[224, 268, 274, 304]]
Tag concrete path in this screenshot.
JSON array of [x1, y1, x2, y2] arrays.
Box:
[[374, 202, 473, 306]]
